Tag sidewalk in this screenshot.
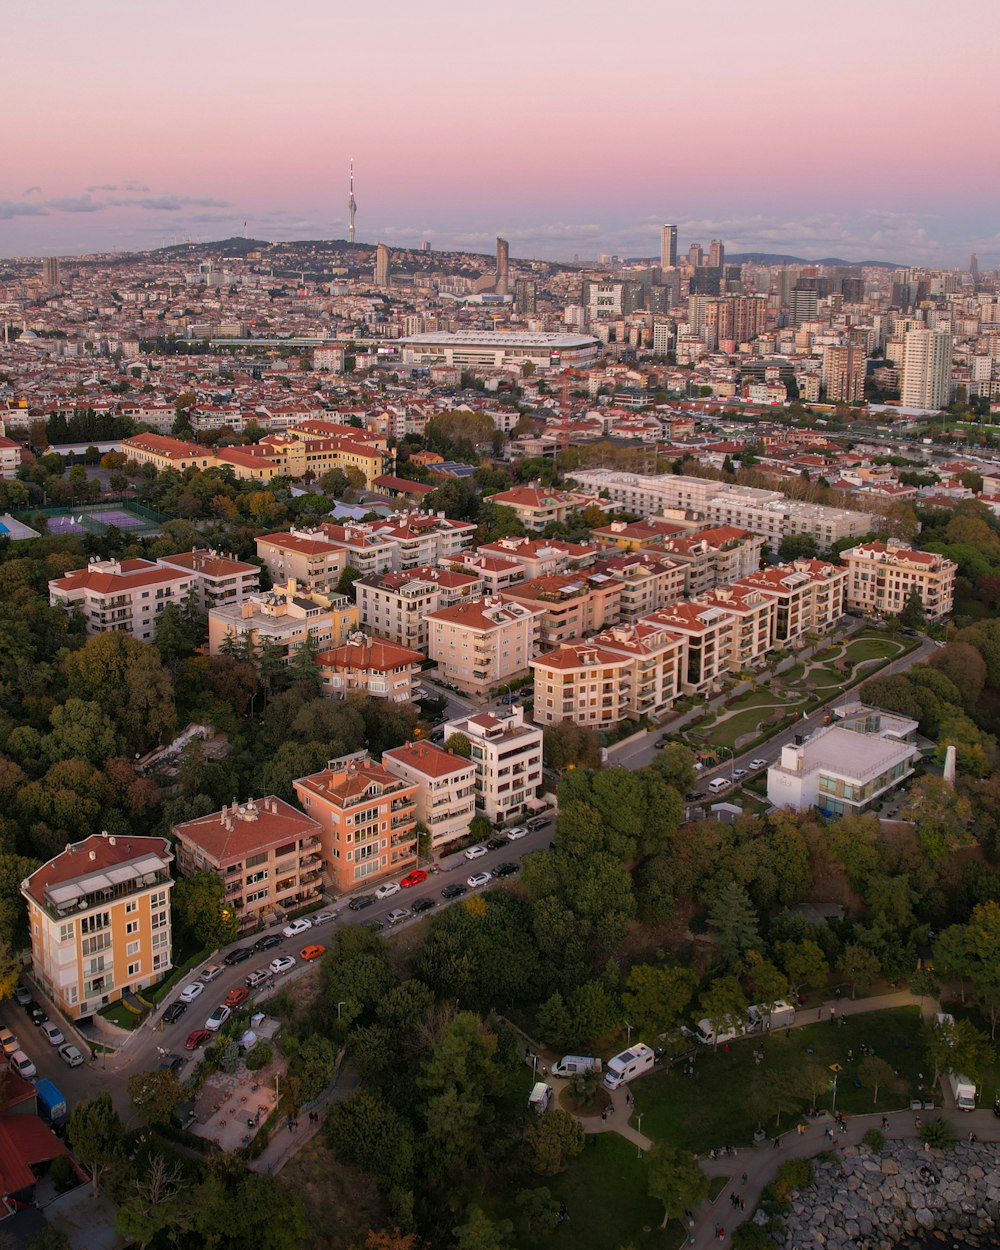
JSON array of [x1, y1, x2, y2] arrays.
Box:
[[249, 1066, 359, 1174]]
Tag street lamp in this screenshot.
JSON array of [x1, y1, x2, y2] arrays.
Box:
[[626, 1022, 633, 1047], [337, 1001, 346, 1020], [830, 1071, 839, 1117], [718, 745, 735, 782], [636, 1112, 643, 1158]]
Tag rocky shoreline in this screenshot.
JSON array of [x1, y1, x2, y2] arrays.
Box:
[[775, 1139, 1000, 1249]]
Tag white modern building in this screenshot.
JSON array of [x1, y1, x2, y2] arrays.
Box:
[[442, 706, 543, 824], [399, 331, 600, 370], [382, 740, 477, 850]]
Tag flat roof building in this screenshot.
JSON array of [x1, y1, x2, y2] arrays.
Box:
[[399, 331, 600, 370]]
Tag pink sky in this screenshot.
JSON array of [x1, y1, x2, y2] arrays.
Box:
[[4, 0, 999, 263]]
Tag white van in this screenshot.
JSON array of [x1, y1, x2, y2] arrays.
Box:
[[603, 1043, 655, 1090], [552, 1055, 602, 1078], [691, 1017, 745, 1046], [746, 1000, 795, 1032], [529, 1082, 553, 1114], [708, 777, 731, 795]]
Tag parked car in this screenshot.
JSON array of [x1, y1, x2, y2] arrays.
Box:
[[253, 934, 282, 952], [366, 919, 385, 932], [58, 1043, 85, 1068], [200, 965, 224, 983], [410, 898, 436, 915], [526, 816, 551, 832], [245, 968, 269, 988], [732, 768, 748, 780], [162, 1002, 187, 1025], [486, 836, 508, 850], [749, 759, 768, 771], [0, 1028, 19, 1056], [269, 955, 296, 975], [441, 883, 468, 899], [376, 881, 402, 899], [179, 982, 205, 1003], [14, 983, 31, 1006], [494, 861, 520, 878], [205, 1005, 231, 1032], [8, 1050, 37, 1079], [159, 1054, 184, 1074], [464, 845, 488, 860], [348, 894, 375, 911], [224, 987, 250, 1008], [299, 944, 325, 961], [185, 1029, 211, 1051], [282, 918, 312, 938], [506, 825, 528, 841], [223, 946, 253, 966], [27, 1004, 48, 1027], [400, 870, 428, 889], [467, 871, 492, 889], [40, 1022, 64, 1046], [386, 909, 410, 926], [311, 910, 337, 925]]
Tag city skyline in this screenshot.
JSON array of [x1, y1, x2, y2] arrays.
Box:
[[3, 0, 999, 264]]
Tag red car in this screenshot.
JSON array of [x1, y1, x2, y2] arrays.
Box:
[[224, 986, 250, 1008], [185, 1029, 211, 1051], [400, 870, 428, 888]]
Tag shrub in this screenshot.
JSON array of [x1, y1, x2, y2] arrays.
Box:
[[919, 1117, 956, 1150], [732, 1223, 776, 1250], [773, 1158, 814, 1200], [219, 1039, 239, 1074], [246, 1043, 272, 1071], [862, 1129, 885, 1152], [49, 1154, 77, 1193]]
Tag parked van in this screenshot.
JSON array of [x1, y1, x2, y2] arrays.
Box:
[[603, 1043, 655, 1090], [551, 1055, 602, 1078], [707, 777, 731, 795], [746, 1000, 795, 1032], [691, 1017, 745, 1047], [529, 1082, 553, 1114]]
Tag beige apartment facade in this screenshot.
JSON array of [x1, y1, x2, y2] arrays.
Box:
[[504, 572, 623, 649], [382, 740, 477, 850], [156, 548, 260, 612], [442, 707, 543, 824], [841, 541, 956, 620], [734, 559, 847, 642], [208, 583, 359, 661], [49, 558, 196, 642], [255, 530, 347, 592], [427, 596, 543, 699], [356, 566, 483, 653]]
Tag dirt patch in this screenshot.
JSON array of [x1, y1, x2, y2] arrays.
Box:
[[279, 1133, 384, 1250]]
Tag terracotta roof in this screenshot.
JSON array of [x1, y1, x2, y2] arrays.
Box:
[[159, 549, 257, 578], [315, 638, 423, 671], [122, 433, 208, 458], [50, 560, 192, 596], [0, 1113, 77, 1197], [383, 739, 476, 779], [22, 834, 171, 908], [296, 759, 415, 806], [172, 797, 321, 865], [257, 531, 343, 556]]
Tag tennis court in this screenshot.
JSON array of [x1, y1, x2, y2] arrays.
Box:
[[27, 502, 166, 537]]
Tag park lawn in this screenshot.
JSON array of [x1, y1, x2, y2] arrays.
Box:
[[805, 665, 848, 690], [703, 700, 806, 750], [844, 637, 903, 665], [633, 1007, 924, 1153], [509, 1131, 685, 1250]]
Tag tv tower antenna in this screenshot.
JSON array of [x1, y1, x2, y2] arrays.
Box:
[[348, 159, 357, 245]]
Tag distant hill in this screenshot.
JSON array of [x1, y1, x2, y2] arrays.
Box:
[[725, 253, 902, 269]]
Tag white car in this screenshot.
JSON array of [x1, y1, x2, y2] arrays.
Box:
[[9, 1050, 37, 1079], [464, 845, 488, 861], [59, 1043, 85, 1068], [179, 982, 205, 1003], [282, 918, 312, 938], [506, 825, 529, 841], [749, 759, 768, 771], [467, 871, 492, 889], [269, 955, 296, 975], [375, 882, 401, 901], [41, 1021, 65, 1046], [732, 768, 748, 780], [205, 1005, 231, 1032]]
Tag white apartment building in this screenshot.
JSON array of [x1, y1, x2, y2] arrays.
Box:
[[900, 328, 953, 410], [318, 512, 477, 574], [841, 541, 957, 620], [255, 530, 347, 592], [733, 559, 848, 642], [0, 434, 21, 479], [156, 548, 260, 613], [427, 595, 543, 699], [442, 706, 543, 824], [356, 566, 484, 653], [382, 739, 477, 850], [49, 558, 196, 642]]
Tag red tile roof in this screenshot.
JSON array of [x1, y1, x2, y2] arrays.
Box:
[[172, 797, 321, 865], [22, 834, 171, 908]]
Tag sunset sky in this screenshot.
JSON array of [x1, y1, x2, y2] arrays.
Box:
[[4, 0, 998, 263]]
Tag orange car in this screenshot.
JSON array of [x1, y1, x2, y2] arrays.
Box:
[[299, 944, 326, 961], [224, 986, 250, 1008]]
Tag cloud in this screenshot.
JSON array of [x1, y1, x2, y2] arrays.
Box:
[[86, 183, 118, 192], [22, 186, 42, 197], [0, 200, 48, 220], [108, 194, 231, 211], [45, 195, 106, 214], [124, 182, 150, 192]]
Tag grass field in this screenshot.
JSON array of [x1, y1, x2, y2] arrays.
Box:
[[633, 1007, 925, 1154], [843, 636, 905, 665]]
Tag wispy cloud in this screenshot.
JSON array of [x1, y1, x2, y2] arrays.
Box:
[[0, 200, 49, 220], [22, 186, 42, 197], [107, 194, 231, 211]]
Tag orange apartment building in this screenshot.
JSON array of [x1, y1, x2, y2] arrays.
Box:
[[172, 797, 324, 930], [120, 433, 218, 471], [293, 753, 419, 892], [314, 635, 424, 701], [504, 571, 624, 649], [642, 586, 776, 693], [21, 833, 174, 1022]]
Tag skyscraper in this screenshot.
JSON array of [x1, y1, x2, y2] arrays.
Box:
[[660, 224, 678, 270], [42, 257, 60, 287], [687, 242, 704, 267], [347, 160, 357, 245], [496, 236, 510, 296], [822, 345, 867, 404], [900, 329, 952, 410], [709, 239, 725, 269], [970, 253, 979, 285], [515, 278, 537, 314], [374, 243, 391, 289]]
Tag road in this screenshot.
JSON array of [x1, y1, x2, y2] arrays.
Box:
[[0, 818, 557, 1119]]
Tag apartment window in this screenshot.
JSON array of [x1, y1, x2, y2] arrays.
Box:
[[246, 870, 268, 885], [152, 911, 168, 931], [152, 931, 169, 951], [151, 891, 167, 908], [126, 920, 139, 935], [247, 888, 269, 904], [81, 912, 110, 935], [81, 933, 111, 957], [246, 853, 267, 869], [127, 940, 140, 957], [128, 962, 140, 978], [59, 922, 75, 944], [125, 900, 138, 915]]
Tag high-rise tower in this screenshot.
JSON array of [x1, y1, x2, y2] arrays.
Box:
[[374, 242, 391, 289], [660, 224, 677, 270], [347, 159, 357, 244], [42, 257, 60, 288], [496, 236, 509, 295], [970, 253, 979, 285]]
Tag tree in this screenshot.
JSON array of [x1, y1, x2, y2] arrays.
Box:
[[68, 1093, 123, 1197], [444, 732, 471, 758], [838, 944, 880, 998], [649, 742, 697, 794], [171, 871, 239, 949], [115, 1154, 189, 1250], [778, 533, 818, 561], [928, 643, 987, 712], [529, 1108, 585, 1175], [515, 1188, 560, 1237], [542, 721, 601, 771], [949, 1017, 995, 1084], [750, 1067, 805, 1127], [364, 1232, 421, 1250], [646, 1145, 708, 1229], [336, 565, 365, 600], [453, 1207, 515, 1250], [291, 1032, 338, 1102], [902, 776, 973, 862], [775, 938, 829, 996], [899, 586, 927, 629], [707, 881, 760, 966], [621, 963, 696, 1043], [858, 1055, 897, 1106], [746, 959, 789, 1011], [327, 1092, 415, 1192], [127, 1069, 185, 1124], [698, 976, 748, 1048]]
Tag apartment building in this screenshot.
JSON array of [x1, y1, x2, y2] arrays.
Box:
[[0, 434, 21, 479], [21, 832, 174, 1022], [172, 797, 324, 930], [449, 551, 526, 596], [591, 551, 686, 621], [208, 583, 359, 661], [426, 596, 543, 698], [315, 635, 423, 702], [356, 566, 483, 652], [382, 739, 477, 850], [477, 536, 599, 579], [656, 526, 765, 595], [642, 586, 775, 693], [293, 753, 419, 892], [255, 530, 347, 592], [733, 559, 847, 642], [504, 571, 623, 649], [120, 433, 218, 471], [486, 486, 604, 532], [314, 511, 476, 574], [155, 548, 259, 613], [442, 706, 543, 823], [841, 541, 957, 620], [49, 557, 196, 642], [531, 621, 685, 728], [591, 515, 702, 550]]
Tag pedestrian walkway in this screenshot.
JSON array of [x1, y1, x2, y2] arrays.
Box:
[[574, 1084, 653, 1150], [249, 1067, 358, 1174]]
